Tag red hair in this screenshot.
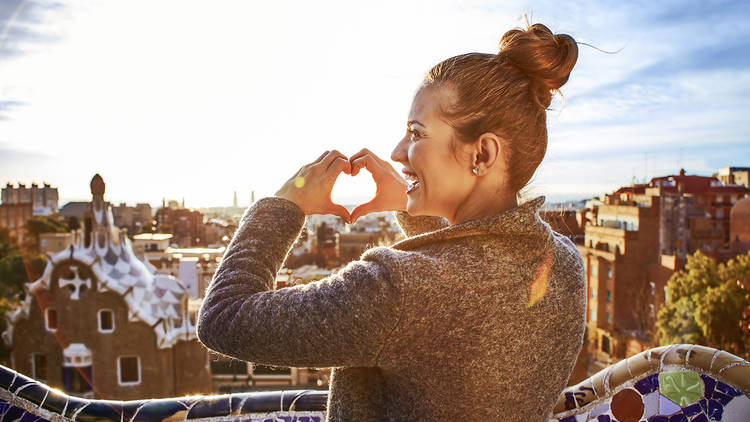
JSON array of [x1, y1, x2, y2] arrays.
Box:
[[424, 22, 578, 196]]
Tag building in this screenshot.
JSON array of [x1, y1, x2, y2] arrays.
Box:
[[649, 169, 749, 246], [2, 174, 211, 400], [730, 197, 750, 254], [131, 233, 174, 263], [159, 247, 225, 298], [155, 206, 209, 248], [576, 168, 750, 368], [38, 232, 73, 255], [539, 209, 585, 243], [59, 202, 90, 221], [2, 182, 59, 214], [716, 166, 750, 188], [577, 192, 661, 364], [0, 203, 33, 245], [112, 202, 153, 236]]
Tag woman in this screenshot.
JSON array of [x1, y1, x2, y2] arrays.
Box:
[[197, 20, 586, 421]]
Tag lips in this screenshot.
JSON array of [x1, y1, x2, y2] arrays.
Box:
[[402, 169, 420, 194]]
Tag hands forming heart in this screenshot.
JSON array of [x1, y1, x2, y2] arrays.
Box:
[[275, 149, 409, 224]]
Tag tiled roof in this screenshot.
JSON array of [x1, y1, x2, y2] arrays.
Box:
[[2, 200, 196, 349]]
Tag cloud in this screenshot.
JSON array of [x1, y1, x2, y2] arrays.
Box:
[[0, 0, 748, 206], [0, 0, 66, 61], [0, 100, 24, 120]]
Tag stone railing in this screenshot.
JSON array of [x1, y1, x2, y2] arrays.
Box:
[[1, 344, 748, 422]]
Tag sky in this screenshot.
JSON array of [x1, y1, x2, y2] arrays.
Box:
[[1, 0, 749, 209]]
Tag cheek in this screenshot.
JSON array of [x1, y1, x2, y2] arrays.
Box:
[[413, 145, 464, 192]]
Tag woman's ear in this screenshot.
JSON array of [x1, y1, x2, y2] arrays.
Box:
[[473, 132, 501, 175]]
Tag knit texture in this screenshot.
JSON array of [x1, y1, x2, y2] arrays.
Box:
[[196, 196, 587, 421]]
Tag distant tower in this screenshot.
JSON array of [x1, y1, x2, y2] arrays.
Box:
[[162, 197, 166, 208], [181, 197, 185, 208], [90, 174, 105, 204], [251, 190, 255, 204], [233, 191, 238, 208]]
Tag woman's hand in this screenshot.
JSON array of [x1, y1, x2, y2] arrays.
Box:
[[349, 148, 409, 223], [275, 150, 353, 223]]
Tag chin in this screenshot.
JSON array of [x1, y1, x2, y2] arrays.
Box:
[[406, 197, 436, 217], [405, 197, 422, 216]]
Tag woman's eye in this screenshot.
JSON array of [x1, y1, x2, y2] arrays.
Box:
[[408, 129, 422, 141]]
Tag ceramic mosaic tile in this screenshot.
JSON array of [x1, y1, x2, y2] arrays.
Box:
[[1, 344, 749, 422], [552, 345, 750, 422]]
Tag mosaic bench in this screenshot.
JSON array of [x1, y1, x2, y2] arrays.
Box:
[[1, 344, 748, 422]]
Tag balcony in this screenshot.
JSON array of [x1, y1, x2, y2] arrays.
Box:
[[1, 345, 748, 422]]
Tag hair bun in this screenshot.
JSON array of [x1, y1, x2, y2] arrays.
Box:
[[496, 23, 578, 107]]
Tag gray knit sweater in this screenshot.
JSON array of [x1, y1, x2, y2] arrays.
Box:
[[196, 195, 586, 421]]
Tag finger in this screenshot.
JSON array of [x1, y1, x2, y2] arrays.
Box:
[[350, 199, 381, 223], [326, 203, 352, 224], [350, 155, 378, 177], [328, 156, 351, 175], [320, 149, 348, 170], [308, 150, 330, 166], [348, 148, 373, 163]]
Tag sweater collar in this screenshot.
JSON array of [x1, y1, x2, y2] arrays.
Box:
[[391, 195, 550, 251]]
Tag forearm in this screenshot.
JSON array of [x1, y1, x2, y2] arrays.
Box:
[[196, 196, 305, 355], [196, 197, 404, 368]]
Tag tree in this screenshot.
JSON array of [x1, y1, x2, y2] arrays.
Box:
[[0, 227, 45, 365], [66, 216, 81, 231], [23, 215, 68, 253], [0, 227, 45, 299], [656, 250, 750, 359]]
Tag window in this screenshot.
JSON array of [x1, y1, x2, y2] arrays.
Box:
[[591, 288, 597, 299], [590, 309, 597, 322], [591, 264, 598, 277], [45, 308, 57, 331], [607, 268, 613, 279], [606, 313, 611, 324], [98, 310, 114, 333], [602, 335, 611, 354], [63, 366, 92, 393], [606, 290, 612, 302], [118, 356, 141, 385], [31, 353, 47, 381]]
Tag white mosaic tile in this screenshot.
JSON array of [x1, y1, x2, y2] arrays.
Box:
[[642, 391, 659, 418], [723, 395, 750, 422], [658, 393, 681, 415]]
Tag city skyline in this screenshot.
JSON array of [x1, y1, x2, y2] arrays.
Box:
[[1, 1, 749, 208]]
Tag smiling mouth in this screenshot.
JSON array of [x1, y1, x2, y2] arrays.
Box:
[[402, 169, 420, 194]]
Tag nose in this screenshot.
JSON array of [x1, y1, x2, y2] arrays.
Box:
[[391, 134, 409, 164]]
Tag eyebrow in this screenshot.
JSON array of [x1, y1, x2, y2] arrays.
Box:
[[407, 120, 425, 128]]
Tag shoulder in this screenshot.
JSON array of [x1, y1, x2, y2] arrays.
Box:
[[357, 245, 442, 285], [550, 231, 586, 282]]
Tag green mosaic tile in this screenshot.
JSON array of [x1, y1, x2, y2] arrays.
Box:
[[659, 370, 704, 407]]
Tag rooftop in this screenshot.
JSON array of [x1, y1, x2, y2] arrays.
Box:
[[132, 233, 173, 241]]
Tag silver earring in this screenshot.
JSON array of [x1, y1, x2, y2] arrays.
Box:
[[472, 167, 478, 175]]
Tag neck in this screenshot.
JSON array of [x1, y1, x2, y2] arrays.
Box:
[[449, 185, 518, 225]]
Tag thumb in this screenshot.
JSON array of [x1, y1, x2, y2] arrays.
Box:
[[350, 200, 380, 224]]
